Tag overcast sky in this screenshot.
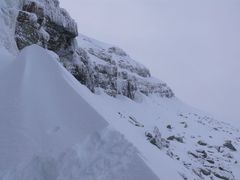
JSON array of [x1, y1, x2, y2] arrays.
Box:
[[60, 0, 240, 126]]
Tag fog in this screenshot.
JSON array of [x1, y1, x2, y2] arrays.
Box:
[[60, 0, 240, 126]]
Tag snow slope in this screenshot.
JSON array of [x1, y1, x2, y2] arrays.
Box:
[[0, 45, 159, 180], [0, 38, 239, 180], [74, 36, 240, 180], [78, 85, 240, 180]]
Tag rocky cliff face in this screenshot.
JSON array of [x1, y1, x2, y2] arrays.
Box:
[[14, 0, 174, 100], [74, 35, 174, 99], [15, 0, 78, 60]]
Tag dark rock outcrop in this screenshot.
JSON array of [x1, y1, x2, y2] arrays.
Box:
[[145, 127, 169, 149], [223, 140, 237, 151], [167, 135, 184, 143], [15, 0, 78, 59], [198, 140, 208, 146]]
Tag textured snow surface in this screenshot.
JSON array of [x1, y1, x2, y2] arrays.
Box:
[[1, 128, 159, 180], [0, 45, 159, 180], [0, 45, 107, 170], [75, 86, 240, 179]]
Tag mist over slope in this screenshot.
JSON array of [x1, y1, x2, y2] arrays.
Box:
[[0, 0, 239, 180]]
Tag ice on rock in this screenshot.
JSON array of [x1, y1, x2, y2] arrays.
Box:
[[76, 34, 174, 99], [24, 0, 77, 35]]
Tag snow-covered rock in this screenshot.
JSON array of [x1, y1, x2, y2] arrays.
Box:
[[11, 0, 174, 100], [15, 0, 78, 59], [72, 34, 174, 99]]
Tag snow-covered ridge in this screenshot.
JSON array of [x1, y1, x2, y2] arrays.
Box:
[[72, 34, 174, 99], [77, 34, 149, 77]]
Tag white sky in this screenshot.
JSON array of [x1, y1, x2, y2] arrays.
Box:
[[60, 0, 240, 126]]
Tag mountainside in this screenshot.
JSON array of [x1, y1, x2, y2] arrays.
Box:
[[13, 0, 174, 99], [0, 0, 239, 180]]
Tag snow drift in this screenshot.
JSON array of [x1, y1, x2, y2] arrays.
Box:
[[0, 45, 159, 180]]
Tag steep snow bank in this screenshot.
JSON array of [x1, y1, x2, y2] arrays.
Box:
[[0, 45, 107, 170]]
